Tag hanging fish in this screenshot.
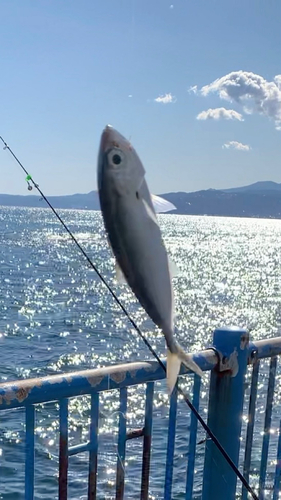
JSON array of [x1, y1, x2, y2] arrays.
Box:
[[97, 125, 203, 393]]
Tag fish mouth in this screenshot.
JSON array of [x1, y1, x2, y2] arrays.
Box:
[[99, 125, 113, 153], [97, 126, 123, 190], [99, 125, 131, 154]]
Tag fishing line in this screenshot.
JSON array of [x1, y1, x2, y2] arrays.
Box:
[[0, 136, 259, 500]]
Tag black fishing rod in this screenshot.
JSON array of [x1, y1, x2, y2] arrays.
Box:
[[0, 135, 259, 500]]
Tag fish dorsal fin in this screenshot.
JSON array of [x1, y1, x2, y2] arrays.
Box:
[[151, 194, 176, 214], [115, 260, 128, 285]]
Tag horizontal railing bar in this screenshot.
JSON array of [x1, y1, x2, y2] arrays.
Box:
[[249, 338, 281, 359], [0, 337, 280, 411], [126, 428, 144, 440], [0, 350, 218, 410]]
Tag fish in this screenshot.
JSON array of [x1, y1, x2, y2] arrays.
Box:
[[97, 125, 203, 393]]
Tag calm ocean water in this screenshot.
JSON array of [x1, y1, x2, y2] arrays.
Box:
[[0, 206, 281, 499]]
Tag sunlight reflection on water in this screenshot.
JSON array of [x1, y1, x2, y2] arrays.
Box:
[[0, 207, 281, 498]]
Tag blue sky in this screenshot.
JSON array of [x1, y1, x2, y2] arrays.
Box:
[[0, 0, 280, 195]]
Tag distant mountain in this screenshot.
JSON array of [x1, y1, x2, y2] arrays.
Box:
[[161, 190, 281, 219], [1, 181, 281, 219], [222, 181, 281, 193], [0, 191, 100, 210]]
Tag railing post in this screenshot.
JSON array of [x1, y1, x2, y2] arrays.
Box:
[[202, 326, 249, 500]]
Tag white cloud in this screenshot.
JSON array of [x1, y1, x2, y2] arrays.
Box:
[[222, 141, 251, 151], [274, 75, 281, 90], [200, 71, 281, 130], [196, 107, 244, 121], [154, 93, 176, 104]]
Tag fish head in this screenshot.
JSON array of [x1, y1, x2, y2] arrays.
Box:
[[98, 125, 145, 196]]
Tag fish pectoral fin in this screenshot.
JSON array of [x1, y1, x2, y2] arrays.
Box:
[[115, 261, 128, 285], [151, 194, 176, 214], [142, 194, 175, 223], [141, 198, 179, 278], [142, 198, 158, 225], [166, 350, 182, 394]]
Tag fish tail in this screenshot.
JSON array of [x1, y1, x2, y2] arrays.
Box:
[[166, 344, 203, 394]]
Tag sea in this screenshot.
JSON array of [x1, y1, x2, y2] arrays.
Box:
[[0, 206, 281, 499]]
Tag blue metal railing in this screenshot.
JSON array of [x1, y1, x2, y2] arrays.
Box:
[[0, 327, 281, 499]]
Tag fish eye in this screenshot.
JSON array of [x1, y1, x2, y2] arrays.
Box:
[[112, 154, 122, 165], [108, 149, 124, 167]]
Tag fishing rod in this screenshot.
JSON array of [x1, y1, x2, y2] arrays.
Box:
[[0, 135, 259, 500]]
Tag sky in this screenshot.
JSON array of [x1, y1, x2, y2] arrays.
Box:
[[0, 0, 280, 196]]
